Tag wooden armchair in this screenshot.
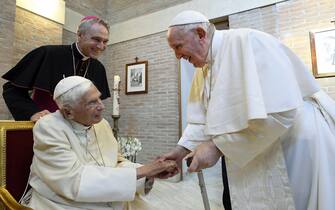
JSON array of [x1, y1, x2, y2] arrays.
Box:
[[0, 121, 34, 210]]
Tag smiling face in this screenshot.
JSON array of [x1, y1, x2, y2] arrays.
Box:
[[70, 85, 105, 126], [167, 26, 209, 68], [77, 23, 109, 59]]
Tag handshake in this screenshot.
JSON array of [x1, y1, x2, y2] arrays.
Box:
[[136, 142, 223, 180], [136, 145, 194, 180], [135, 158, 179, 194], [135, 143, 222, 194], [136, 158, 179, 180]]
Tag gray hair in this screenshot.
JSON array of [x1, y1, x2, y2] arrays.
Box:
[[77, 18, 110, 34], [172, 22, 213, 35], [54, 80, 93, 109], [170, 22, 216, 45]]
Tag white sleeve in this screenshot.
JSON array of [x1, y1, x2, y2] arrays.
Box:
[[117, 161, 146, 196], [213, 109, 297, 168], [77, 161, 147, 202], [178, 124, 211, 151], [77, 166, 138, 202]]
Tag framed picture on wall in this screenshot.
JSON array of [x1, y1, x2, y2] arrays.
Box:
[[309, 28, 335, 78], [125, 61, 148, 94]]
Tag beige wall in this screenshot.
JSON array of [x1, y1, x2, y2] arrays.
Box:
[[0, 0, 16, 119], [62, 29, 76, 45], [13, 8, 63, 64]]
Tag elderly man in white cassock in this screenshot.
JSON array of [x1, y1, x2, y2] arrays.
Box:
[[161, 10, 335, 210], [24, 76, 177, 210]]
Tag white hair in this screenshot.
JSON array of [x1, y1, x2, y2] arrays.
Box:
[[172, 22, 212, 34], [54, 80, 93, 109], [170, 22, 215, 43]]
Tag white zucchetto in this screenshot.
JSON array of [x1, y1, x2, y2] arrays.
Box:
[[169, 10, 209, 27], [53, 76, 90, 99]]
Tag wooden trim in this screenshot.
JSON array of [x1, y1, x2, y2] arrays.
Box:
[[0, 187, 33, 210]]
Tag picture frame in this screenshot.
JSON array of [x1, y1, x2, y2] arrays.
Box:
[[125, 61, 148, 94], [309, 28, 335, 78]]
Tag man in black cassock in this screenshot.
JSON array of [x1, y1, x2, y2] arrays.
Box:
[[2, 16, 111, 122]]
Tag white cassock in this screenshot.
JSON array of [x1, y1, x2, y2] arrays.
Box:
[[26, 111, 148, 210], [179, 28, 335, 210]]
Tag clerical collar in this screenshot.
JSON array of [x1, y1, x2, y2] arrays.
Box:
[[69, 119, 91, 133], [75, 42, 89, 61]]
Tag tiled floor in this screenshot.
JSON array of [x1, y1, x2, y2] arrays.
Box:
[[132, 161, 224, 210]]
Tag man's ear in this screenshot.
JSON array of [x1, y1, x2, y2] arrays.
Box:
[[61, 105, 74, 120], [77, 31, 85, 41], [196, 27, 207, 40]]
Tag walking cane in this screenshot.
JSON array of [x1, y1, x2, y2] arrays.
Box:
[[186, 157, 211, 210]]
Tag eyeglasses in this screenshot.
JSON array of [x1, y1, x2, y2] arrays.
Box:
[[85, 99, 104, 109]]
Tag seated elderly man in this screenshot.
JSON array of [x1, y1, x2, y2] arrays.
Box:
[[24, 76, 177, 210]]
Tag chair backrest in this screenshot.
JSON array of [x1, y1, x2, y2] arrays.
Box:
[[0, 121, 34, 207]]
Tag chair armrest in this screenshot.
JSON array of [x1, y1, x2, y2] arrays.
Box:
[[0, 187, 33, 210]]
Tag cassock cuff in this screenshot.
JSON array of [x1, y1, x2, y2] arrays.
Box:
[[117, 160, 146, 195], [178, 124, 211, 151], [76, 165, 137, 202], [178, 137, 198, 151], [136, 177, 146, 195]]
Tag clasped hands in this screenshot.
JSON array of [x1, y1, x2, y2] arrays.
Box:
[[137, 140, 222, 179], [136, 159, 179, 180]]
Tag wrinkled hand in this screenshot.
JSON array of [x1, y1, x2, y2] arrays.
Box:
[[155, 145, 190, 179], [136, 159, 178, 179], [185, 141, 222, 173], [30, 110, 50, 122]]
